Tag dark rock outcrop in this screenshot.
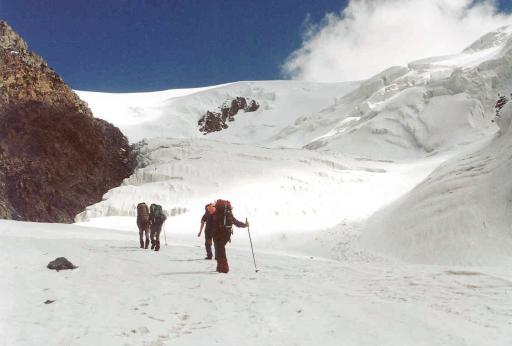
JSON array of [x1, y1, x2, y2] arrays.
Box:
[[198, 97, 259, 134], [0, 21, 134, 222]]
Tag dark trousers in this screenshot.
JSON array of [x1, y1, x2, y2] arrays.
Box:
[[137, 221, 150, 248], [150, 225, 162, 251], [205, 230, 214, 258]]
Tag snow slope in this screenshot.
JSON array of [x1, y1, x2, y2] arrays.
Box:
[[75, 138, 443, 245], [76, 80, 360, 146], [3, 221, 512, 345], [301, 43, 506, 159], [359, 101, 512, 265]]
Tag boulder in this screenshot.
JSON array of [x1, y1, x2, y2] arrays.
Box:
[[47, 257, 77, 271]]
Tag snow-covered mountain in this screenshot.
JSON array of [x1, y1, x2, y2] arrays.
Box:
[[74, 25, 512, 266], [78, 26, 512, 161], [301, 25, 512, 158], [353, 26, 512, 265]]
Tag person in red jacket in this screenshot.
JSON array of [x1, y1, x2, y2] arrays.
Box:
[[212, 200, 248, 273]]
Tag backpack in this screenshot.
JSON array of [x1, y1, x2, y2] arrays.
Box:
[[136, 202, 149, 223], [150, 203, 167, 225], [214, 199, 233, 240]]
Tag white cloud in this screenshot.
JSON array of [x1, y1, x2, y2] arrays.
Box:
[[283, 0, 512, 82]]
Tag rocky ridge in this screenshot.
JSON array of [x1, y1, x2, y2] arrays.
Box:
[[0, 21, 91, 115], [0, 21, 134, 222]]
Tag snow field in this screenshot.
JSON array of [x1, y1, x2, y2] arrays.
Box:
[[2, 222, 512, 346]]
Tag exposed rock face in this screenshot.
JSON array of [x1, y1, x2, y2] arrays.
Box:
[[0, 21, 91, 116], [0, 21, 134, 222], [198, 97, 259, 134]]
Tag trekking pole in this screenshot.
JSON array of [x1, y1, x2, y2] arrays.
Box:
[[246, 218, 258, 272], [163, 225, 168, 246]]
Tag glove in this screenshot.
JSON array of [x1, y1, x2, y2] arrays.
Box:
[[245, 220, 250, 228]]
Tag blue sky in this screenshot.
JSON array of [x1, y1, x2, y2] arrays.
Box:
[[1, 0, 345, 92], [1, 1, 511, 92]]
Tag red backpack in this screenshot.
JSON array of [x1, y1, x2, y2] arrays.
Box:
[[214, 199, 234, 240]]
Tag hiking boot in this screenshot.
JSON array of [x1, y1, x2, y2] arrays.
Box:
[[151, 243, 155, 250], [204, 256, 212, 260]]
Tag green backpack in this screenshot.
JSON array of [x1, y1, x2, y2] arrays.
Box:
[[150, 204, 167, 224]]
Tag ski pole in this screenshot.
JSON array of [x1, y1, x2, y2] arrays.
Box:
[[163, 225, 168, 246], [246, 218, 258, 272]]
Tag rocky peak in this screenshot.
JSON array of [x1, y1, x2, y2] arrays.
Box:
[[0, 21, 89, 115], [0, 20, 29, 51]]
